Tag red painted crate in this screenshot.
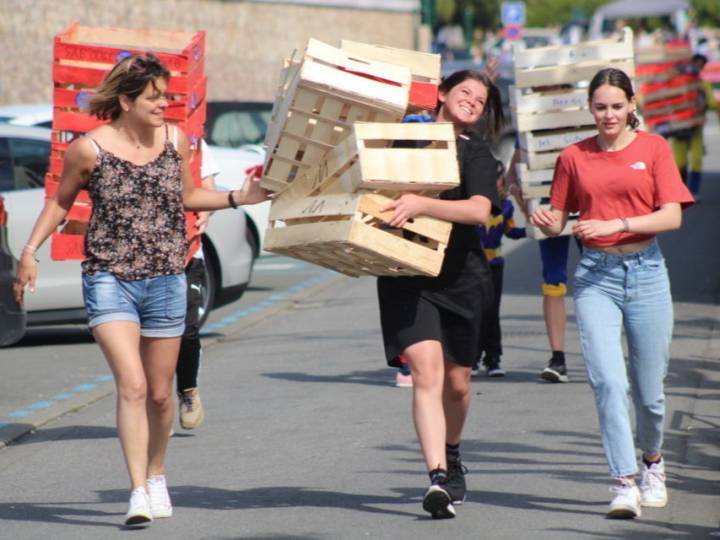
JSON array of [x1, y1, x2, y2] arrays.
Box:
[[48, 23, 207, 261]]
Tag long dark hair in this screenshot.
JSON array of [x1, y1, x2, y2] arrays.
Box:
[[88, 53, 170, 121], [438, 70, 505, 140], [588, 68, 640, 130]]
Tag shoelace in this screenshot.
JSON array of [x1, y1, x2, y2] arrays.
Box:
[[641, 467, 665, 490], [180, 393, 194, 411], [609, 481, 637, 496]]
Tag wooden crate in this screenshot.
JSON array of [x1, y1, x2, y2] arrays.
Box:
[[513, 27, 634, 88], [261, 38, 412, 192], [340, 40, 440, 111], [511, 29, 634, 238], [265, 191, 451, 277], [48, 22, 206, 260], [270, 122, 459, 201]]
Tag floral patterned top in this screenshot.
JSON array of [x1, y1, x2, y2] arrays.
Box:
[[81, 132, 187, 280]]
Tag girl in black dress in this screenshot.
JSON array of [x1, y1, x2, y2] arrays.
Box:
[[378, 70, 504, 519]]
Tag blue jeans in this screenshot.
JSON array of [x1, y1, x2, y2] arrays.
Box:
[[572, 240, 673, 477], [82, 271, 187, 338]]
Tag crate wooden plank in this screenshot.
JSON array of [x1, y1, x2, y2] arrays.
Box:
[[518, 127, 596, 153], [638, 81, 702, 103], [513, 108, 593, 132], [635, 45, 692, 65], [514, 27, 633, 71], [340, 40, 440, 83], [55, 22, 204, 73], [519, 149, 559, 170], [510, 87, 587, 114], [515, 58, 635, 89]]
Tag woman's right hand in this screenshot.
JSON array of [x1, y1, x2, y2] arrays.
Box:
[[14, 252, 38, 305], [528, 207, 559, 228]]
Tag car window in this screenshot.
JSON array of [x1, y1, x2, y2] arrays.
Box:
[[208, 109, 272, 148], [0, 139, 13, 192], [9, 137, 50, 190]]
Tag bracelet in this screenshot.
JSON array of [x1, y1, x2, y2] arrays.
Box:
[[228, 190, 238, 209], [23, 244, 38, 252], [620, 217, 630, 232]]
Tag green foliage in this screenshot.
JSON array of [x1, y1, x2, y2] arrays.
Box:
[[692, 0, 720, 27], [437, 0, 457, 24]]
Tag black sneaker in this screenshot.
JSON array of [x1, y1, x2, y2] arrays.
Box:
[[422, 469, 456, 519], [446, 454, 468, 504], [422, 485, 456, 519], [541, 359, 569, 383], [483, 356, 506, 378]]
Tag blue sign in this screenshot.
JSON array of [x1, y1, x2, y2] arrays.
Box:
[[501, 1, 526, 26]]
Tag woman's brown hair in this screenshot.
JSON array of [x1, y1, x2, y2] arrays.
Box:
[[87, 53, 170, 121]]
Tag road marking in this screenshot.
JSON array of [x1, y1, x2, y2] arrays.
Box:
[[254, 262, 305, 271], [0, 268, 338, 433], [201, 270, 336, 335]]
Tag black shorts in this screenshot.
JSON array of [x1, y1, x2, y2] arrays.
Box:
[[377, 282, 484, 368]]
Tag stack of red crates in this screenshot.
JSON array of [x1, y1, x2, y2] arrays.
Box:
[[636, 39, 704, 136], [48, 22, 207, 260]]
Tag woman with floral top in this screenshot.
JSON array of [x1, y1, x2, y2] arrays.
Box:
[[13, 53, 268, 528]]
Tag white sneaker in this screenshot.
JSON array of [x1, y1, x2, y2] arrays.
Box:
[[147, 475, 173, 518], [639, 459, 668, 508], [125, 487, 152, 527], [607, 481, 642, 519]]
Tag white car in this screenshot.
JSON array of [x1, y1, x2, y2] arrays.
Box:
[[0, 123, 256, 344]]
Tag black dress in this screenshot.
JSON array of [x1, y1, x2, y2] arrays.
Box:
[[377, 130, 501, 367]]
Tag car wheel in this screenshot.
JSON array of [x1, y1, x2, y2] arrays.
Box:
[[244, 214, 260, 260], [198, 242, 219, 329]]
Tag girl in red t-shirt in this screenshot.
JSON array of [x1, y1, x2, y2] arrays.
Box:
[[529, 68, 693, 519]]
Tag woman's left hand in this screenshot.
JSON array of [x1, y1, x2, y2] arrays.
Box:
[[381, 193, 428, 228], [572, 219, 622, 240], [239, 171, 272, 205]]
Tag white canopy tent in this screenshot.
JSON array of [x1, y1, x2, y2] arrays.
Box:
[[589, 0, 690, 38]]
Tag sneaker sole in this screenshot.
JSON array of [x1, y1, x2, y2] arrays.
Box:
[[641, 497, 668, 508], [422, 486, 456, 519], [487, 370, 505, 377], [125, 514, 152, 528], [151, 508, 173, 518], [607, 505, 641, 519], [540, 369, 569, 383]]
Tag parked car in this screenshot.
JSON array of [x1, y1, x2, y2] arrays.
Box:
[[0, 193, 26, 346], [0, 123, 256, 344]]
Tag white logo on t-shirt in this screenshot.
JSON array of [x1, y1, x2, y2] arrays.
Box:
[[630, 161, 647, 170]]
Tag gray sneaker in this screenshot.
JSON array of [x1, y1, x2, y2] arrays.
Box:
[[541, 359, 569, 383]]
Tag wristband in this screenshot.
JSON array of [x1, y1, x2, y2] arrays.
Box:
[[228, 190, 238, 209]]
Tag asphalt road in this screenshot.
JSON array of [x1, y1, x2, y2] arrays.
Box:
[[0, 120, 718, 539]]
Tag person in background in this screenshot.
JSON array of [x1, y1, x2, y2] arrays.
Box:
[[13, 53, 269, 528], [529, 67, 693, 519], [175, 139, 220, 430], [377, 69, 503, 519], [669, 53, 718, 199], [505, 149, 578, 383], [473, 171, 526, 377]]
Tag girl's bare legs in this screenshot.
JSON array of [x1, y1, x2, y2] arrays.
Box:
[[404, 340, 447, 471], [141, 336, 181, 477], [443, 361, 472, 445], [92, 321, 147, 490]]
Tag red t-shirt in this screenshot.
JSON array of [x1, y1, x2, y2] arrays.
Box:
[[550, 131, 694, 248]]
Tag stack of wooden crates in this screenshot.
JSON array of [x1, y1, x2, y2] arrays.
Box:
[[510, 28, 635, 239], [48, 22, 207, 260], [635, 39, 706, 136], [262, 39, 460, 277]]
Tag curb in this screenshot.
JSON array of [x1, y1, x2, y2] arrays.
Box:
[[0, 271, 348, 450]]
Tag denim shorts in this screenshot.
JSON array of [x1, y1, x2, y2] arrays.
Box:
[[82, 271, 187, 338]]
